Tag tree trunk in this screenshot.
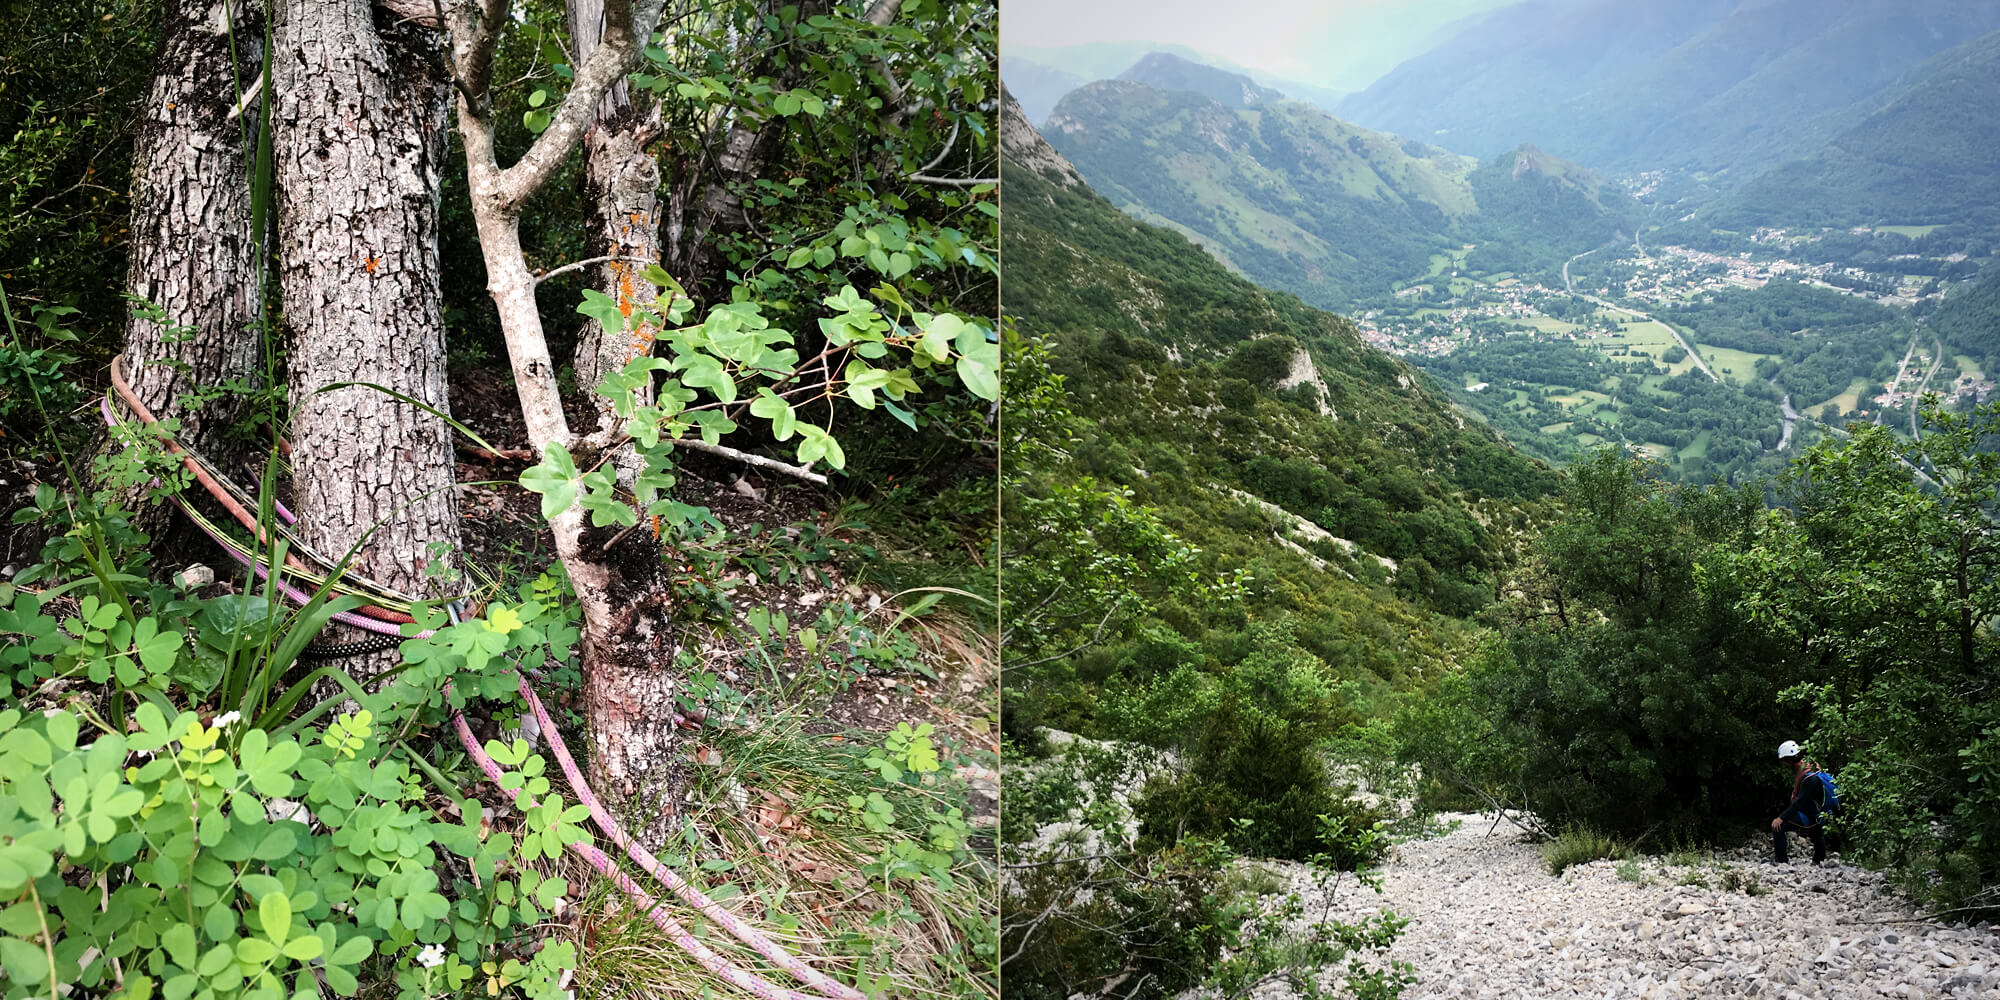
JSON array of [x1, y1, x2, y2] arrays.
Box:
[[272, 0, 461, 614], [449, 0, 681, 847], [567, 0, 661, 469], [120, 0, 265, 481]]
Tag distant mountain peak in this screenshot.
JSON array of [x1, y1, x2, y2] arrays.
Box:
[[1117, 51, 1286, 109]]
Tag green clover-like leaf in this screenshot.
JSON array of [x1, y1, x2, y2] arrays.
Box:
[[520, 442, 581, 520]]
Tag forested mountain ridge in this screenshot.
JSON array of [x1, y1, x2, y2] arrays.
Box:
[[1341, 0, 2000, 178], [1116, 51, 1286, 108], [1698, 26, 2000, 233], [1040, 56, 1635, 310]]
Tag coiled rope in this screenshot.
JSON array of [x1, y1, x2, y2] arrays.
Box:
[[102, 358, 864, 1000]]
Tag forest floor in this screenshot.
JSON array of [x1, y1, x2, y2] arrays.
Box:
[[1267, 813, 2000, 999]]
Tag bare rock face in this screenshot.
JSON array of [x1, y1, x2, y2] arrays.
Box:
[[1001, 85, 1085, 189]]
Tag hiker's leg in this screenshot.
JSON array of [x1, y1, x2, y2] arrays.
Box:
[[1807, 824, 1827, 864], [1771, 821, 1789, 863]]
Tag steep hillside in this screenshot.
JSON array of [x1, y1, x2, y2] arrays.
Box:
[[1341, 0, 2000, 177], [1465, 143, 1642, 274], [1039, 58, 1635, 309], [1003, 86, 1557, 673], [1926, 267, 2000, 380], [1702, 28, 2000, 233]]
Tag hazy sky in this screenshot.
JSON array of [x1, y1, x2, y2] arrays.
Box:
[[1002, 0, 1517, 92]]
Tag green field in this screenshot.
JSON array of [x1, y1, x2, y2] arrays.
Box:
[[1698, 344, 1772, 385], [1515, 315, 1581, 334], [1877, 224, 1943, 239], [1807, 376, 1874, 418], [1419, 247, 1473, 280], [1956, 355, 1984, 379], [1549, 389, 1612, 417], [1602, 316, 1701, 377], [1678, 429, 1713, 461]]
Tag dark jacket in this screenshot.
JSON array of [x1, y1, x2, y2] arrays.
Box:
[[1781, 766, 1828, 827]]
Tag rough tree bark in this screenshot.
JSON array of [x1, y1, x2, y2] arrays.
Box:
[[273, 0, 462, 610], [120, 0, 265, 477], [447, 0, 682, 845], [567, 0, 660, 471]]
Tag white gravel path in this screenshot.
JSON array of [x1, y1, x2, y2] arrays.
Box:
[[1285, 813, 2000, 1000]]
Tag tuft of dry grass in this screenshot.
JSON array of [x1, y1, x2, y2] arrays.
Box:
[[560, 714, 996, 1000]]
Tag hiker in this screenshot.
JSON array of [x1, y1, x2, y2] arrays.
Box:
[[1770, 739, 1827, 865]]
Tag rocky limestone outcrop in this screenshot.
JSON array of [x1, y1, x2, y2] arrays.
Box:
[[1001, 85, 1084, 189]]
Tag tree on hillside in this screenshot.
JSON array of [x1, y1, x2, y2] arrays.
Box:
[[1728, 406, 2000, 910], [1403, 448, 1803, 840]]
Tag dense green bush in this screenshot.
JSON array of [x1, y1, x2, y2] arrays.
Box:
[[1394, 449, 1807, 841], [1131, 622, 1384, 865], [1724, 406, 2000, 913]]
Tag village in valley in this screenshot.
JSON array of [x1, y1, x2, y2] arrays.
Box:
[[1347, 225, 1995, 481]]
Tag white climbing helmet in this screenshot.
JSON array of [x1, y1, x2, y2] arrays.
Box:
[[1777, 740, 1801, 759]]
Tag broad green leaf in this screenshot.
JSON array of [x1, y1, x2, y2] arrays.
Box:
[[260, 891, 292, 947], [0, 936, 48, 983], [749, 389, 797, 440], [162, 922, 197, 970], [920, 313, 964, 362], [44, 712, 77, 752], [520, 443, 582, 520], [282, 934, 323, 961], [577, 289, 626, 333]]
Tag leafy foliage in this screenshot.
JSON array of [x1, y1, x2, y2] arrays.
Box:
[[1724, 405, 2000, 911], [1394, 450, 1806, 841]]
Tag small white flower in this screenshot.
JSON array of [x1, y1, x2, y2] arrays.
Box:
[[212, 711, 242, 728], [416, 944, 446, 969]]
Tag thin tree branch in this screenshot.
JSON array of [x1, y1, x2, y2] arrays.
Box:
[[912, 117, 960, 175], [673, 438, 828, 485], [906, 173, 998, 187], [535, 254, 659, 285], [497, 0, 666, 208]]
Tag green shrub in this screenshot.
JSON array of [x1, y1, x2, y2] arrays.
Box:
[[1134, 695, 1384, 865], [1543, 826, 1623, 875]]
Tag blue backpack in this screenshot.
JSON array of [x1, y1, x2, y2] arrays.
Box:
[[1811, 768, 1841, 817]]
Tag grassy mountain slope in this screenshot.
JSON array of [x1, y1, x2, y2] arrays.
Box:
[[1040, 58, 1635, 309], [1003, 88, 1559, 723], [1341, 0, 2000, 176], [1702, 28, 2000, 232]]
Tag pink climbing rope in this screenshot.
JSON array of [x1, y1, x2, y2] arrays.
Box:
[[100, 386, 861, 1000], [514, 677, 865, 1000], [451, 710, 833, 1000]]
